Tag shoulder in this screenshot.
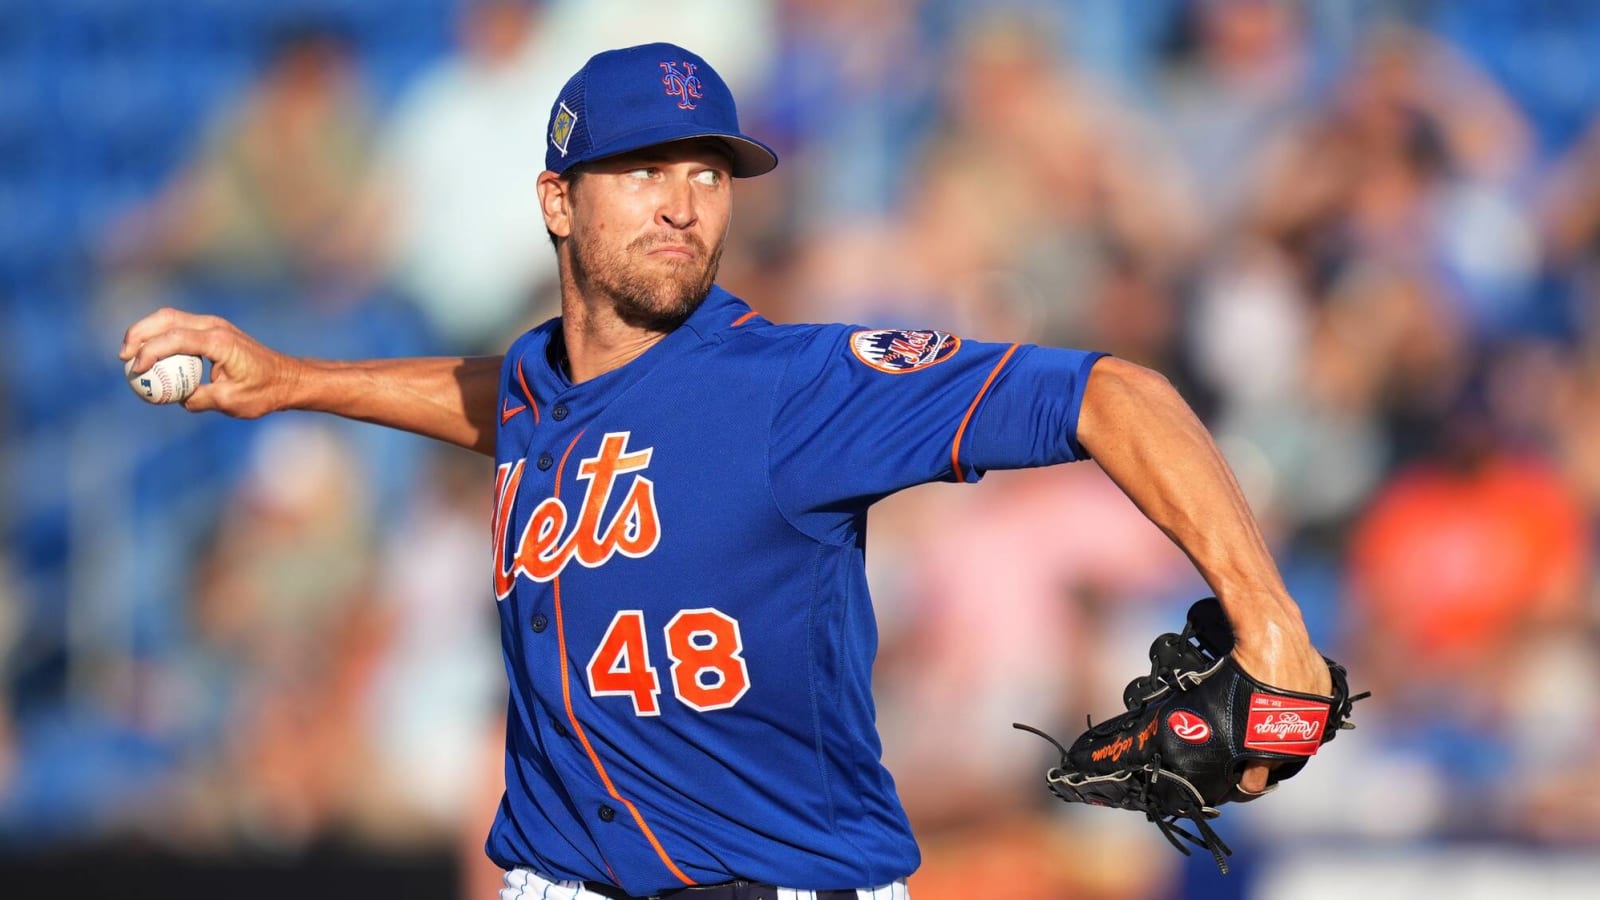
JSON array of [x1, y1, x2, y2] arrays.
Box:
[[505, 316, 561, 358], [712, 318, 857, 378], [688, 287, 839, 361], [687, 289, 971, 374]]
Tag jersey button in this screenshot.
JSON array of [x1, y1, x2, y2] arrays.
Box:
[[531, 614, 548, 633], [551, 719, 566, 738], [536, 453, 553, 471], [598, 805, 615, 823], [552, 404, 569, 421]]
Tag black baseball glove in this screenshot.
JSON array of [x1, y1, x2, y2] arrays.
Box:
[[1015, 597, 1367, 874]]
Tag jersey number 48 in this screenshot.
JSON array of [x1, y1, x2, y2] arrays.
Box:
[[586, 608, 751, 715]]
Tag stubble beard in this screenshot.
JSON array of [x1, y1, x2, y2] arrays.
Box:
[[570, 230, 724, 331]]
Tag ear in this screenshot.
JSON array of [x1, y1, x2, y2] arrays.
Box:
[[538, 171, 573, 239]]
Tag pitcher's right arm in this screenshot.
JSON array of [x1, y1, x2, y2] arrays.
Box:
[[121, 308, 502, 456]]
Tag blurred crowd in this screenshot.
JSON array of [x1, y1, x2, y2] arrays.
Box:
[[4, 1, 1600, 898]]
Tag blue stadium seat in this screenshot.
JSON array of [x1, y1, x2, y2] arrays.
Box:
[[0, 0, 44, 61], [46, 0, 179, 56], [0, 55, 44, 146]]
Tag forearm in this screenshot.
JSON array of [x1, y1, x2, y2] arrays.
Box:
[[289, 355, 503, 456], [1075, 358, 1307, 650], [120, 308, 505, 456]]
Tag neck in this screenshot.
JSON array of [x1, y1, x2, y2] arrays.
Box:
[[557, 280, 673, 384]]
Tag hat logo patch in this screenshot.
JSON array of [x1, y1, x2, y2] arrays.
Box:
[[659, 61, 703, 110], [551, 101, 578, 157], [849, 329, 961, 374]]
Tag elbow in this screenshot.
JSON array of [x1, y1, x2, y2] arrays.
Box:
[[1090, 357, 1176, 398], [1084, 357, 1182, 415], [1077, 357, 1188, 450]]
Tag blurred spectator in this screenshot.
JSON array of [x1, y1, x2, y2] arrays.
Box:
[[169, 419, 383, 848], [1157, 0, 1315, 227], [102, 20, 381, 296], [1544, 346, 1600, 511], [1247, 25, 1537, 333], [1538, 110, 1600, 338], [1348, 426, 1589, 675], [359, 445, 500, 842], [761, 0, 934, 230], [538, 0, 775, 92], [1497, 619, 1600, 843], [788, 14, 1197, 347], [1344, 407, 1595, 837], [374, 0, 556, 354], [937, 16, 1198, 341]]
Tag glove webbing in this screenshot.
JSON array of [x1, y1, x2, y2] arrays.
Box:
[[1144, 755, 1233, 875], [1026, 725, 1235, 874]]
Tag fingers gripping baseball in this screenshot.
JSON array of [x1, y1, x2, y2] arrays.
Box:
[[120, 308, 297, 418]]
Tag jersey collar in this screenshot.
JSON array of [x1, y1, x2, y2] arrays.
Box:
[[531, 284, 753, 398]]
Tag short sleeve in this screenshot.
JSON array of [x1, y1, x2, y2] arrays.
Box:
[[768, 325, 1104, 538]]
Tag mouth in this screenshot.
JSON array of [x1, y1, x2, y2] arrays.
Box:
[[645, 244, 697, 261]]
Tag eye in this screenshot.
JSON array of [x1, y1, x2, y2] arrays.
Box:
[[628, 167, 659, 180], [694, 169, 724, 186]]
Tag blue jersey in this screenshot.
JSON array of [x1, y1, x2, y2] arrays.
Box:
[[485, 285, 1104, 894]]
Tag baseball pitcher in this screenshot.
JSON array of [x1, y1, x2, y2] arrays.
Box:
[[121, 43, 1350, 900]]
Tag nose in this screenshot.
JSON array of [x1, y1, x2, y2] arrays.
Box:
[[657, 175, 698, 230]]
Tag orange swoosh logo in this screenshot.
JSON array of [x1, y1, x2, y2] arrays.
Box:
[[501, 399, 527, 424]]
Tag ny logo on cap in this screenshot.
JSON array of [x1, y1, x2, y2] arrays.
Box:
[[659, 61, 702, 110]]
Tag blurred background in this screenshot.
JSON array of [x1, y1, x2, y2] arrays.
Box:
[[2, 0, 1599, 897]]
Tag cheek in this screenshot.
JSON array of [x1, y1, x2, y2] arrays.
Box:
[[706, 198, 733, 235], [592, 198, 654, 237]]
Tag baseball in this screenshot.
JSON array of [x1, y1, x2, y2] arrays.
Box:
[[126, 354, 203, 405]]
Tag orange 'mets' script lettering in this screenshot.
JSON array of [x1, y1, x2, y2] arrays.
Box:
[[492, 432, 661, 597]]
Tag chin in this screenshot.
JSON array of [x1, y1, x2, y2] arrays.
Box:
[[613, 284, 708, 330]]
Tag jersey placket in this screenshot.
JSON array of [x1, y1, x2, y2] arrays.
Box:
[[513, 380, 700, 891]]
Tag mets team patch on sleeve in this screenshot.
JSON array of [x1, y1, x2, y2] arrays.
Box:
[[849, 329, 961, 374]]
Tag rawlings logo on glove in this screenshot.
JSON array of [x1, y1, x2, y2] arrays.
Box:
[[1246, 700, 1328, 750], [1015, 598, 1368, 874]]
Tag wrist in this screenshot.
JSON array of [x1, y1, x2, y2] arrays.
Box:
[[1217, 591, 1309, 650], [278, 353, 314, 412]]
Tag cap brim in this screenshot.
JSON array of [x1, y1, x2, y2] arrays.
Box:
[[558, 124, 779, 178]]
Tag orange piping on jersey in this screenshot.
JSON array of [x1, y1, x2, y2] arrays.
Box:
[[516, 358, 541, 424], [551, 431, 695, 887], [730, 310, 759, 328], [950, 343, 1019, 479]]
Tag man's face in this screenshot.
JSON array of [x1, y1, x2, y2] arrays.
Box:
[[556, 139, 734, 329]]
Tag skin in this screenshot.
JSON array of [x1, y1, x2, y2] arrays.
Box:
[[539, 139, 733, 380], [120, 138, 1327, 793]]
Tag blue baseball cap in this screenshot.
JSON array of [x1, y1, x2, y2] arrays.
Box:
[[545, 42, 778, 178]]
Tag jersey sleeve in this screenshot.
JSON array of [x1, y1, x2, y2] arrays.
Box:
[[768, 324, 1104, 535]]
